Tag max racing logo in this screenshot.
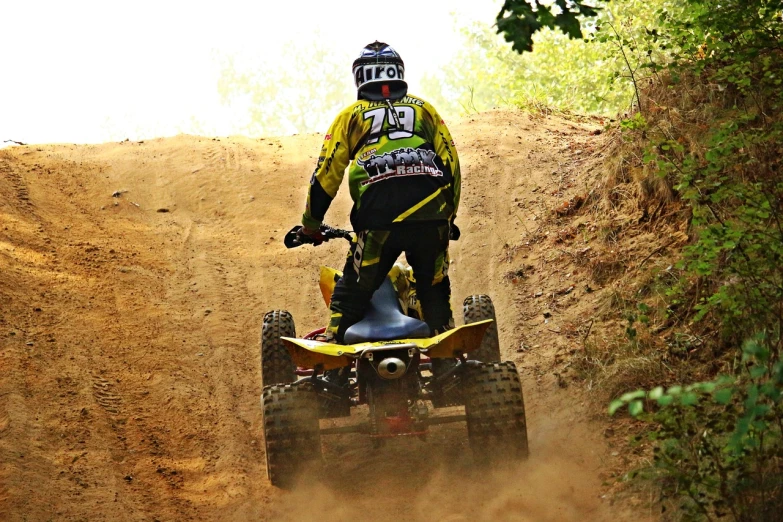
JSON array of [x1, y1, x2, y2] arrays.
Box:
[[358, 148, 442, 186]]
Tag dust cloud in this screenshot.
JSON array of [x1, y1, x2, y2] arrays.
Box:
[[264, 417, 613, 522], [267, 458, 606, 521]]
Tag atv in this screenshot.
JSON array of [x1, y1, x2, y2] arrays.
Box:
[[260, 225, 529, 488]]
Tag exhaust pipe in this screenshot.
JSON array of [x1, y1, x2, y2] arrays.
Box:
[[377, 357, 407, 379]]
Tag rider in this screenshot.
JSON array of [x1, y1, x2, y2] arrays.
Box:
[[298, 41, 461, 346]]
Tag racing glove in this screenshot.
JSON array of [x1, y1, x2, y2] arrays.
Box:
[[296, 225, 324, 246]]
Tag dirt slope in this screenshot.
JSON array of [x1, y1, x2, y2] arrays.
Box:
[[1, 111, 654, 521]]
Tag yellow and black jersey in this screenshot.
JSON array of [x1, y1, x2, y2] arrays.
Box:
[[302, 94, 460, 232]]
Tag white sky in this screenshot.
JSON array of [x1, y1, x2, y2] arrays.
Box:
[[1, 0, 501, 146]]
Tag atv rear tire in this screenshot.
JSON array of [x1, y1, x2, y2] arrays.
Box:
[[465, 362, 529, 465], [261, 310, 296, 386], [463, 295, 501, 362], [262, 383, 322, 489]]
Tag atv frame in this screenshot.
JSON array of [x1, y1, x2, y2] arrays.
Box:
[[260, 226, 529, 488]]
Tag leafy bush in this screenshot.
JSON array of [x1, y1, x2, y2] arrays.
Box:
[[610, 336, 783, 520], [595, 0, 783, 518], [640, 0, 783, 347]]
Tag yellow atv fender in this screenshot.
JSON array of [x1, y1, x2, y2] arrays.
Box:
[[281, 320, 493, 371], [318, 266, 341, 306]]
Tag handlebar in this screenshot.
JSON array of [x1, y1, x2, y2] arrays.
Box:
[[284, 225, 353, 249]]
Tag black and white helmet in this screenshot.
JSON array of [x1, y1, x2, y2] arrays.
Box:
[[352, 41, 408, 101]]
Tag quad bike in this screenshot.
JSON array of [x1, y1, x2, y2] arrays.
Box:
[[260, 225, 529, 488]]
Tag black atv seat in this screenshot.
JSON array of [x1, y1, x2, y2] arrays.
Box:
[[343, 277, 431, 344]]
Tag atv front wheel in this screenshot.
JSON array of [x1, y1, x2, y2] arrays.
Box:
[[261, 310, 296, 386], [465, 362, 529, 465], [463, 295, 501, 362], [262, 383, 322, 488]]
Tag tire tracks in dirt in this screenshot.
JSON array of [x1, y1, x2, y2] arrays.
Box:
[[163, 217, 265, 515]]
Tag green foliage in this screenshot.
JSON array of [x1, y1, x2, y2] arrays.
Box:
[[421, 0, 681, 119], [640, 0, 783, 343], [600, 0, 783, 518], [619, 112, 647, 132], [496, 0, 608, 53], [624, 302, 652, 349], [611, 336, 783, 520]]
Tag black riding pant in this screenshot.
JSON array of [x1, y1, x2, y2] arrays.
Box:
[[327, 222, 453, 343]]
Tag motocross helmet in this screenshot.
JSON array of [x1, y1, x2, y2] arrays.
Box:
[[352, 41, 408, 101]]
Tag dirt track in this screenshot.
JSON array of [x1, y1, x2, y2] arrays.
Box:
[[0, 111, 654, 521]]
